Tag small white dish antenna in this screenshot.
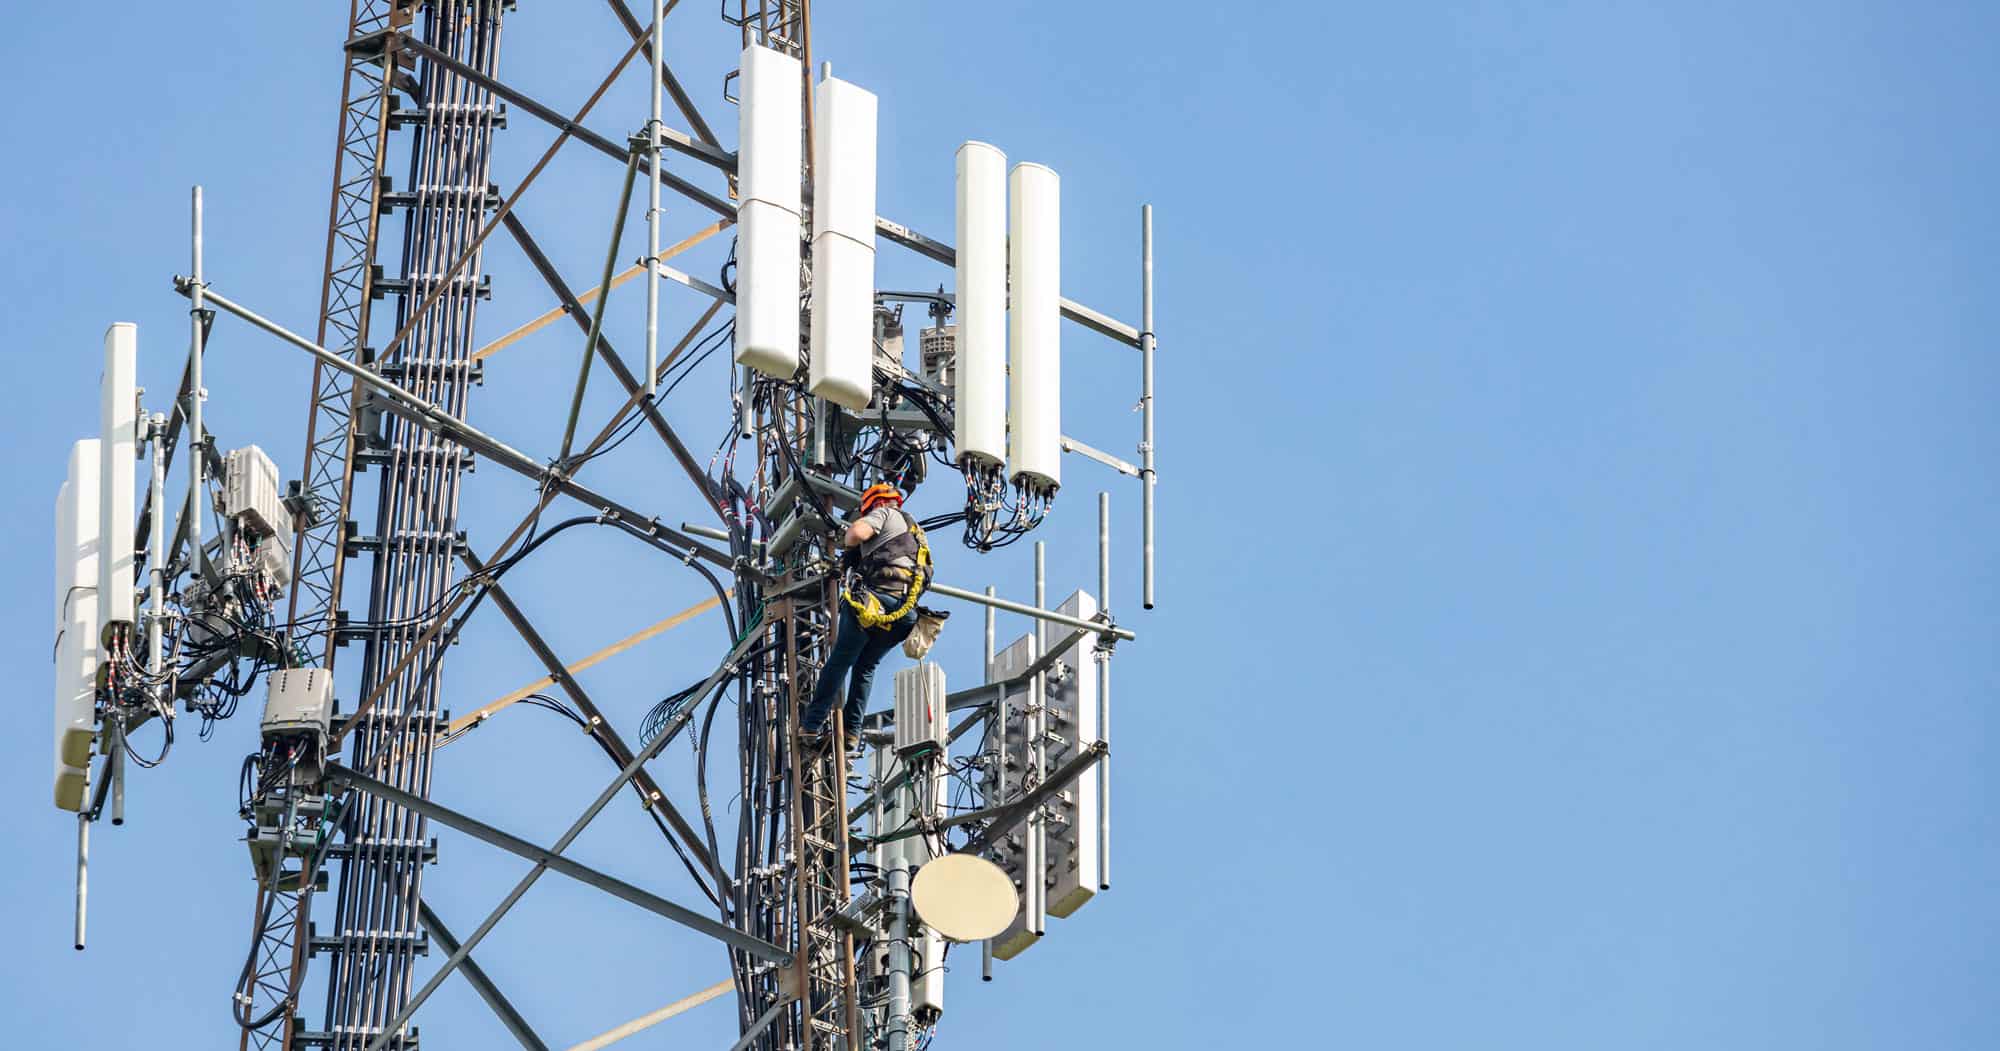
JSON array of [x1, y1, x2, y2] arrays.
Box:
[[909, 854, 1018, 942]]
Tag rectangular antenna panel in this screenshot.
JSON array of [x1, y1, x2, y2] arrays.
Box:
[[734, 200, 802, 378], [736, 44, 801, 211], [893, 662, 947, 756], [808, 234, 875, 409], [1040, 590, 1103, 916], [99, 323, 136, 630], [809, 75, 877, 245], [1007, 164, 1061, 492], [735, 44, 804, 378], [986, 632, 1043, 960], [808, 74, 877, 409], [953, 142, 1007, 470], [53, 441, 102, 811]]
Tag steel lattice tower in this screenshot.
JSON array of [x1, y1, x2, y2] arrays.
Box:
[[59, 3, 1155, 1049]]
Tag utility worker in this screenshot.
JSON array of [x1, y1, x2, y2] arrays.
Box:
[[801, 483, 931, 746]]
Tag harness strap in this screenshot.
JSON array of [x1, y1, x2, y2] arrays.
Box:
[[843, 510, 932, 630]]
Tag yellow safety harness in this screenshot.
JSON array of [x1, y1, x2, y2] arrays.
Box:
[[842, 510, 932, 630]]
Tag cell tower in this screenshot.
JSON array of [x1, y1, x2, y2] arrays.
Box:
[[51, 3, 1159, 1049]]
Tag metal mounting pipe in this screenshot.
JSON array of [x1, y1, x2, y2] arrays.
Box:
[[645, 0, 664, 394], [1098, 492, 1112, 889], [1029, 543, 1047, 938], [1141, 204, 1156, 609], [885, 759, 913, 1051], [109, 717, 124, 826], [563, 145, 641, 464], [73, 807, 88, 951], [187, 186, 205, 580], [926, 581, 1134, 642], [145, 414, 169, 701], [982, 583, 996, 981]]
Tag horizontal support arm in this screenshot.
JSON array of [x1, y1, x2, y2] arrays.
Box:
[[174, 279, 732, 571], [1060, 435, 1141, 477], [928, 581, 1135, 641]]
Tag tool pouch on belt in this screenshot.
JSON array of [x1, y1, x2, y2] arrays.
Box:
[[903, 606, 950, 659]]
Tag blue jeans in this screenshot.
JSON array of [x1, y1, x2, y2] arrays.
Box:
[[802, 601, 917, 736]]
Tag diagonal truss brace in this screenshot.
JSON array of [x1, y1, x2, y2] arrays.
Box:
[[396, 33, 735, 215], [460, 546, 730, 894], [346, 629, 780, 1051], [323, 762, 784, 963], [416, 901, 551, 1051], [501, 212, 729, 520]]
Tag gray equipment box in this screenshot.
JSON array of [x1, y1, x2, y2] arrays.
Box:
[[262, 668, 333, 740], [223, 445, 289, 540]]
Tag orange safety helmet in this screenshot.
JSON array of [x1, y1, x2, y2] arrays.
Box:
[[859, 483, 903, 515]]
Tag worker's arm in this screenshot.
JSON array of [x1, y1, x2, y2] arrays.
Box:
[[843, 518, 877, 548]]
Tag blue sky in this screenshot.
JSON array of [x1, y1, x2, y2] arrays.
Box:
[[3, 2, 1996, 1048]]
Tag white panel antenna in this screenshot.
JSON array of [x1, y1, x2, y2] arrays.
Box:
[[1008, 163, 1061, 493], [53, 440, 102, 811], [986, 631, 1044, 960], [734, 43, 804, 379], [953, 142, 1007, 470], [1040, 590, 1103, 916], [98, 323, 136, 633], [808, 72, 878, 410]]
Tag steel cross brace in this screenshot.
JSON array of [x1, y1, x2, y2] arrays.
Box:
[[321, 762, 781, 963], [338, 630, 786, 1051], [500, 211, 730, 523], [393, 33, 736, 215], [417, 901, 551, 1051], [459, 545, 731, 894], [725, 996, 795, 1051]]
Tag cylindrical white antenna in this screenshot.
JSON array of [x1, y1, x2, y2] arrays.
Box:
[[954, 142, 1007, 470], [98, 324, 137, 635], [1008, 162, 1060, 493]]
